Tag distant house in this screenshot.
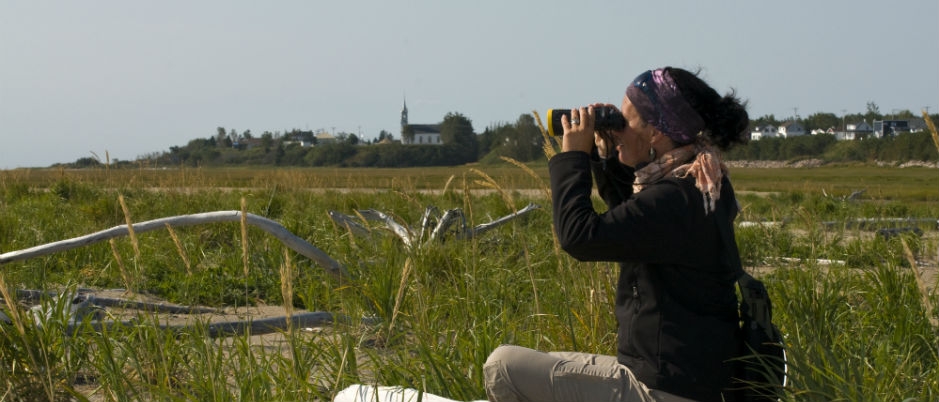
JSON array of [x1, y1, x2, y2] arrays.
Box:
[[400, 99, 443, 145], [810, 127, 836, 135], [405, 124, 443, 145], [907, 117, 927, 133], [233, 138, 263, 150], [777, 121, 806, 138], [838, 121, 873, 140], [750, 125, 777, 140], [873, 120, 911, 138], [315, 131, 338, 145]]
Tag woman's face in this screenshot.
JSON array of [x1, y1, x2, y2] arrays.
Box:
[[612, 95, 657, 167]]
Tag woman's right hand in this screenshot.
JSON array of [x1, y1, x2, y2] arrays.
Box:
[[560, 106, 595, 154]]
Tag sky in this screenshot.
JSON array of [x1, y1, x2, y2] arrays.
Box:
[[1, 1, 937, 169]]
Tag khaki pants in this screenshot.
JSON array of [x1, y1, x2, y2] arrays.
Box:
[[483, 345, 698, 402]]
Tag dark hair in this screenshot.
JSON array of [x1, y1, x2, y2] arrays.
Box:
[[664, 67, 749, 150]]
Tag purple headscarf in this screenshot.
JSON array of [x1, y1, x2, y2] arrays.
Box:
[[625, 69, 704, 144]]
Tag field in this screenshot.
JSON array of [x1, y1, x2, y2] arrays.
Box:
[[1, 163, 938, 401]]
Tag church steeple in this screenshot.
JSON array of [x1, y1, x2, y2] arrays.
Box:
[[400, 97, 409, 136]]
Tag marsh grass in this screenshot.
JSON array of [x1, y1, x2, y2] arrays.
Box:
[[1, 159, 937, 401]]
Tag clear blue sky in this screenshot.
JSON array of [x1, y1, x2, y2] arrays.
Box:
[[2, 1, 937, 169]]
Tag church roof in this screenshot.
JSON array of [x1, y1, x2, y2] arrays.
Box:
[[408, 124, 440, 134]]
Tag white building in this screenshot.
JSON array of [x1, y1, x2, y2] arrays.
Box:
[[750, 125, 777, 140], [400, 99, 443, 145], [777, 121, 806, 138]]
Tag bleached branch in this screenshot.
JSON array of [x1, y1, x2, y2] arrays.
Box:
[[0, 211, 349, 279]]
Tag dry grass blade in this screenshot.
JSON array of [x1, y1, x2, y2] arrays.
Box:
[[468, 168, 513, 209], [900, 237, 937, 329], [442, 174, 456, 195], [532, 109, 559, 159], [500, 156, 551, 200], [241, 197, 249, 278], [109, 238, 133, 292], [165, 223, 192, 276], [0, 273, 27, 337], [923, 110, 939, 153], [281, 249, 295, 327], [118, 194, 140, 259], [388, 257, 413, 336]]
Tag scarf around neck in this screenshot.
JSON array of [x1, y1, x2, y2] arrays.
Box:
[[632, 143, 727, 214]]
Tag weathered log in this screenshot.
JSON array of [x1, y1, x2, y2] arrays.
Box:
[[329, 203, 542, 249], [0, 211, 349, 279], [67, 311, 339, 338]]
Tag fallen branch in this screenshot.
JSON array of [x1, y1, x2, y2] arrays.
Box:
[[4, 289, 380, 337], [329, 203, 542, 250], [0, 211, 349, 279], [821, 217, 938, 231], [71, 310, 340, 338]]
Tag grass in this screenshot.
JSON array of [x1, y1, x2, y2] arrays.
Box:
[[1, 161, 937, 401]]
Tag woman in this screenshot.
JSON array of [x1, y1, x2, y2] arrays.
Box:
[[483, 67, 750, 402]]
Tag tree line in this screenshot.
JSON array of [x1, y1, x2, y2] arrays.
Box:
[[64, 107, 937, 169]]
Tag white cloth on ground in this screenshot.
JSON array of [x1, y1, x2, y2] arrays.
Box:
[[333, 384, 487, 402]]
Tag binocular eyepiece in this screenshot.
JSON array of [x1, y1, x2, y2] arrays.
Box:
[[546, 106, 626, 136]]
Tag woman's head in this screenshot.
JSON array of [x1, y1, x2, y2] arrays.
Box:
[[623, 67, 749, 151]]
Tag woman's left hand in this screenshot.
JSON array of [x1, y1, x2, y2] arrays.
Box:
[[561, 106, 595, 154]]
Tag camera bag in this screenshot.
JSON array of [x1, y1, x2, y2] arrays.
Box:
[[716, 206, 787, 401]]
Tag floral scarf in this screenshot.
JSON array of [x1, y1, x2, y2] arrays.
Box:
[[632, 142, 727, 214]]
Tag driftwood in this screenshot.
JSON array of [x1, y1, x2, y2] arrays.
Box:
[[72, 310, 340, 338], [330, 203, 541, 250], [3, 289, 378, 337], [0, 211, 349, 279], [821, 217, 938, 231], [1, 205, 540, 337]]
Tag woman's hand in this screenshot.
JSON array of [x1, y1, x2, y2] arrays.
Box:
[[561, 106, 595, 154], [588, 102, 619, 159]]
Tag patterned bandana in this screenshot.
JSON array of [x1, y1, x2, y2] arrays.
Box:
[[632, 142, 727, 214], [625, 69, 705, 144]]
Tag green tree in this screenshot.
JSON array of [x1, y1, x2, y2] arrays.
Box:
[[803, 112, 840, 132], [260, 132, 274, 152], [865, 101, 882, 122], [751, 114, 780, 128], [216, 127, 231, 148], [402, 126, 415, 144], [439, 112, 477, 163], [499, 114, 542, 162]]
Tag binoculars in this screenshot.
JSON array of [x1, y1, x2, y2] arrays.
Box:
[[546, 106, 626, 136]]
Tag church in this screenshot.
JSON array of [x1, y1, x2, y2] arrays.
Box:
[[400, 99, 443, 145]]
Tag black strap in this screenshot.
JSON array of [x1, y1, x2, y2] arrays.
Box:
[[714, 202, 775, 340]]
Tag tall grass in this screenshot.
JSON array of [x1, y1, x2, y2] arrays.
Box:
[[1, 158, 937, 400]]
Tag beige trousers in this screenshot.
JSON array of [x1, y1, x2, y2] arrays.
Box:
[[483, 345, 698, 402]]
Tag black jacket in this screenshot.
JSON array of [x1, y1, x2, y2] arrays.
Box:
[[549, 151, 740, 402]]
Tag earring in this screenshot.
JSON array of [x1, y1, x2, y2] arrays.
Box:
[[648, 146, 656, 160]]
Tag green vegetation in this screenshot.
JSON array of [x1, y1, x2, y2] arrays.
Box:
[[725, 132, 938, 162], [1, 164, 937, 401], [55, 107, 939, 169]]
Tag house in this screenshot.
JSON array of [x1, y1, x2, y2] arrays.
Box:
[[907, 117, 927, 133], [750, 125, 777, 140], [777, 121, 806, 138], [873, 120, 911, 138], [405, 124, 443, 145], [400, 99, 443, 145], [810, 128, 836, 135], [837, 121, 873, 140], [315, 131, 338, 145]]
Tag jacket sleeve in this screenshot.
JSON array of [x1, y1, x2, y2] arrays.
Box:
[[591, 154, 635, 208], [549, 151, 696, 264]]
